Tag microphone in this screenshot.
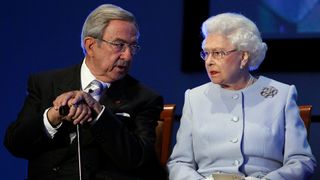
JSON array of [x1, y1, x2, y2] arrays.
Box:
[[59, 105, 70, 116]]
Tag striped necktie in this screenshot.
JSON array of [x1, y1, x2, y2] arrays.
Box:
[[85, 79, 104, 101]]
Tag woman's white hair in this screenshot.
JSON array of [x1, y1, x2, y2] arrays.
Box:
[[201, 13, 267, 71]]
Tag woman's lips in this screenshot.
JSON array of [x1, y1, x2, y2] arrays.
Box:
[[209, 70, 219, 76]]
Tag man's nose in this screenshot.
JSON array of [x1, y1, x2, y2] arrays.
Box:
[[120, 47, 133, 60]]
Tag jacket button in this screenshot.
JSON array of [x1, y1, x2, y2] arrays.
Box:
[[232, 94, 239, 99], [230, 138, 238, 143], [233, 160, 240, 166], [231, 116, 239, 122]]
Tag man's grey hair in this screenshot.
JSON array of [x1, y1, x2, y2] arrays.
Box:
[[81, 4, 139, 54]]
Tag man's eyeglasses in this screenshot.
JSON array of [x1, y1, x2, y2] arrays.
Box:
[[97, 39, 141, 55], [200, 49, 238, 61]]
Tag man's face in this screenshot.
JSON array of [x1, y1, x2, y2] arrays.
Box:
[[85, 20, 139, 83]]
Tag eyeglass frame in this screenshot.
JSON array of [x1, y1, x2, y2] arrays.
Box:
[[200, 49, 238, 61], [96, 38, 141, 55]]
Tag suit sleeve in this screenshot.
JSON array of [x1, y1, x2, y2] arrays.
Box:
[[167, 90, 205, 180], [3, 74, 64, 159], [264, 85, 317, 179]]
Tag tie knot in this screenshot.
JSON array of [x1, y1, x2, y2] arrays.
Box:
[[86, 80, 104, 98]]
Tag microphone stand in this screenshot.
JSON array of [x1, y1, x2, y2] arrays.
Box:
[[59, 106, 82, 180], [76, 124, 82, 180]]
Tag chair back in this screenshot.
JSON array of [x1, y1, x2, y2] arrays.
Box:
[[155, 104, 176, 167], [299, 105, 312, 139]]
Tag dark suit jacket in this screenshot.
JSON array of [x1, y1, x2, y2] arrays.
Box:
[[4, 63, 166, 180]]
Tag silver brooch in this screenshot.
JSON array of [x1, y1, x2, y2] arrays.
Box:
[[260, 86, 278, 98]]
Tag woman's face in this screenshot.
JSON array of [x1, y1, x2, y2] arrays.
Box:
[[203, 34, 244, 88]]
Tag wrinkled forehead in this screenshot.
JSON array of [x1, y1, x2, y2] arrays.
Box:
[[103, 20, 139, 42], [202, 33, 234, 49]]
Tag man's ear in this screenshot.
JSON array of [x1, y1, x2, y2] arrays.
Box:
[[84, 37, 96, 55]]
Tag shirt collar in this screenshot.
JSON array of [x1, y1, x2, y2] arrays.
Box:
[[80, 59, 110, 90]]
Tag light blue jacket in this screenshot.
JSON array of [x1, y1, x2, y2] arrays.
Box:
[[167, 76, 316, 180]]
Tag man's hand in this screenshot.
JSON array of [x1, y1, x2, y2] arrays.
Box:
[[48, 90, 103, 125]]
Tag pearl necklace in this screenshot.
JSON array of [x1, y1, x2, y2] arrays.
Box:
[[245, 74, 256, 89]]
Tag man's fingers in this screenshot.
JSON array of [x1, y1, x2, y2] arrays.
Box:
[[53, 91, 97, 124], [53, 91, 79, 110], [71, 104, 92, 125]]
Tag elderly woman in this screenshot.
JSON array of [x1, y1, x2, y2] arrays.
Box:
[[167, 13, 316, 180]]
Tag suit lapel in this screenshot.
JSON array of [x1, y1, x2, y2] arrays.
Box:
[[70, 78, 130, 156], [99, 75, 133, 113], [54, 64, 82, 96]]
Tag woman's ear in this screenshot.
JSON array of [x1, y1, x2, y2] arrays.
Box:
[[240, 51, 250, 69]]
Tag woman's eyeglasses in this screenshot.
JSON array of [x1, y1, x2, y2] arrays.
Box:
[[200, 49, 237, 61]]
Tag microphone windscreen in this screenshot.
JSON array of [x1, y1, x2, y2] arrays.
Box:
[[59, 105, 69, 116]]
